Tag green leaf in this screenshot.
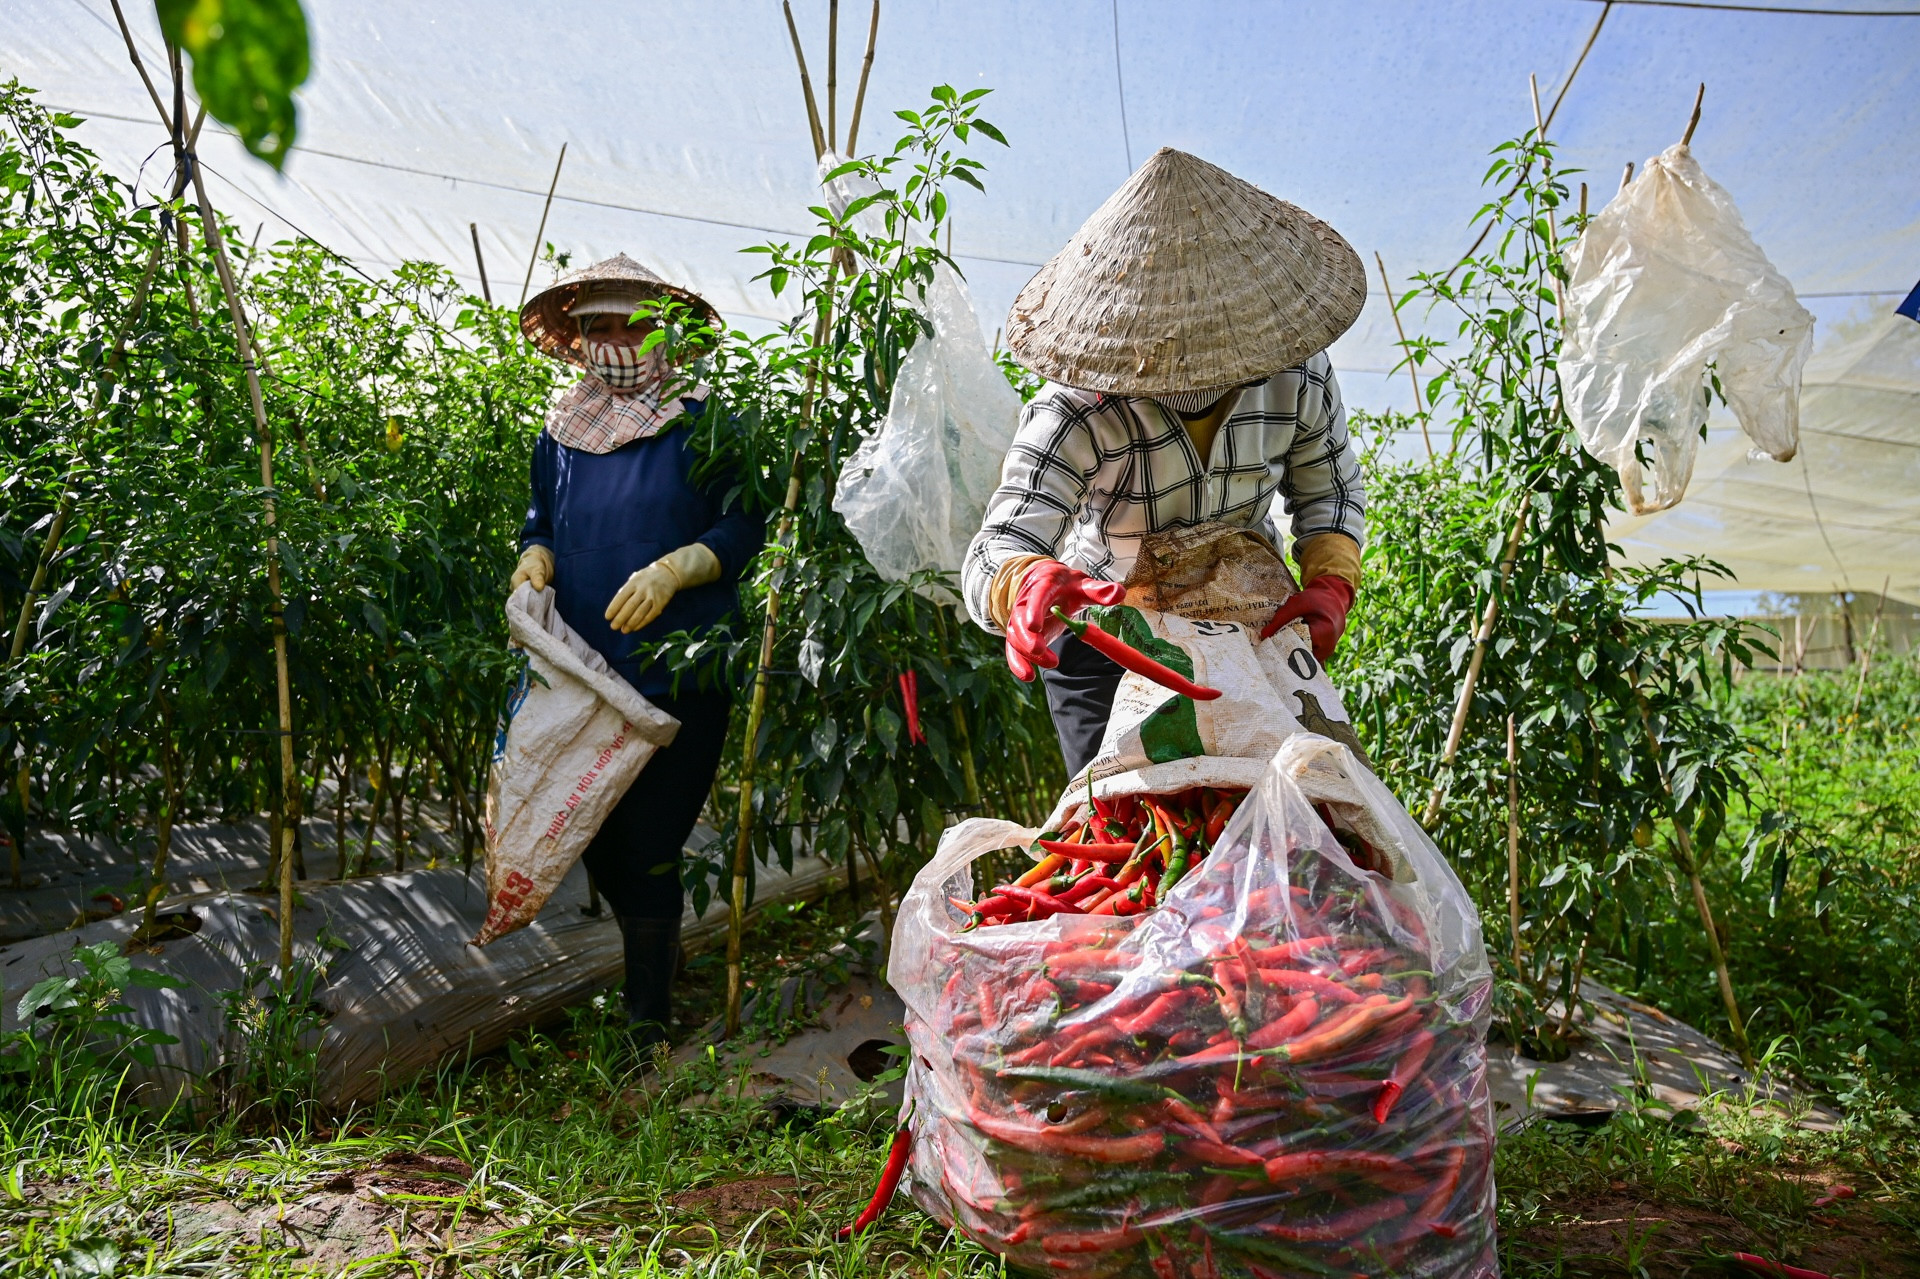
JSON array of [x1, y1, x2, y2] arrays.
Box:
[[971, 118, 1009, 146], [156, 0, 312, 170]]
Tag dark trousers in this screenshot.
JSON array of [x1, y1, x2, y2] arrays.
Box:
[[581, 689, 732, 922], [1039, 633, 1125, 778]]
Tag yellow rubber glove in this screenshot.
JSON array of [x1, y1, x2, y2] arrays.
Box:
[[510, 544, 554, 592], [607, 542, 723, 634]]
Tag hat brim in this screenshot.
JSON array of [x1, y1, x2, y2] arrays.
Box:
[[520, 258, 720, 366]]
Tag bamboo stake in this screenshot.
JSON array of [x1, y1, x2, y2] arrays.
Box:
[[727, 286, 837, 1038], [1619, 161, 1635, 194], [1680, 83, 1705, 147], [1849, 576, 1891, 724], [518, 143, 567, 307], [727, 14, 841, 1036], [1636, 693, 1750, 1066], [1422, 504, 1528, 827], [1506, 713, 1522, 972], [173, 110, 303, 975], [1373, 251, 1430, 458], [827, 0, 840, 151], [782, 2, 828, 159], [470, 223, 492, 303], [846, 0, 881, 156]]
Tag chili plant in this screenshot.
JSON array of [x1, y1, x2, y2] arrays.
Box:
[[652, 86, 1064, 920], [1344, 128, 1768, 1059]]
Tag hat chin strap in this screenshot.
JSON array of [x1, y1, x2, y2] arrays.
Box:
[[1151, 385, 1239, 416]]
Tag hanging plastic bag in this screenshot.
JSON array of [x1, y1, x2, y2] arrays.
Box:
[[1561, 142, 1814, 514], [472, 584, 679, 945], [821, 152, 1022, 592], [890, 733, 1497, 1277]]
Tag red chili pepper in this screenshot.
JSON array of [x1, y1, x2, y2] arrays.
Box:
[[1812, 1185, 1855, 1209], [1731, 1255, 1832, 1279], [1057, 875, 1121, 906], [1373, 1029, 1435, 1123], [1276, 995, 1415, 1065], [1259, 1195, 1407, 1243], [1036, 838, 1138, 862], [1262, 1148, 1425, 1194], [1178, 1135, 1266, 1170], [971, 1111, 1165, 1162], [1256, 968, 1365, 1005], [836, 1126, 911, 1241], [994, 884, 1079, 919], [896, 670, 926, 745], [1041, 1225, 1145, 1254], [1051, 607, 1223, 701]]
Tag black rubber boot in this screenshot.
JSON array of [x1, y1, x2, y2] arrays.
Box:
[[615, 914, 681, 1056]]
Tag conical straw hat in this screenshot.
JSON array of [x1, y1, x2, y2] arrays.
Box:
[[1005, 148, 1366, 396], [520, 253, 720, 365]]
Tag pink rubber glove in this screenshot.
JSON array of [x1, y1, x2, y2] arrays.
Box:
[[1004, 560, 1127, 681], [1260, 576, 1356, 661]]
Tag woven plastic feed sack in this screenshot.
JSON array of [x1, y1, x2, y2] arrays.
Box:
[[1081, 521, 1376, 799], [472, 584, 680, 945], [891, 735, 1498, 1277], [823, 152, 1021, 594], [1561, 142, 1814, 514]]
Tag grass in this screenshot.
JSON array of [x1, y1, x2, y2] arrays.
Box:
[[4, 887, 1917, 1278], [6, 659, 1917, 1278]]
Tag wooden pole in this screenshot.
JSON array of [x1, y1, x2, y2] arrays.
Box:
[[470, 223, 492, 303], [1850, 576, 1891, 723], [167, 94, 303, 975], [1373, 251, 1430, 459], [846, 0, 881, 156], [1680, 83, 1706, 147], [827, 0, 840, 152], [518, 143, 567, 307], [727, 15, 840, 1038], [1506, 713, 1522, 973], [726, 294, 834, 1037], [1422, 504, 1528, 827], [107, 21, 301, 970], [782, 2, 828, 159], [1636, 693, 1750, 1066]]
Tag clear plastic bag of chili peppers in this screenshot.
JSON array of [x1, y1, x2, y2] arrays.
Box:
[[892, 734, 1497, 1278]]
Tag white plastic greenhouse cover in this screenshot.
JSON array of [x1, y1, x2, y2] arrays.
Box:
[[4, 0, 1917, 596], [1610, 315, 1920, 605]]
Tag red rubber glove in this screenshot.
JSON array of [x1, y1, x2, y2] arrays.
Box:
[[1260, 575, 1356, 661], [1004, 560, 1127, 681]]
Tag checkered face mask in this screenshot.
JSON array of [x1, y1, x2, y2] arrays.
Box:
[[581, 336, 667, 395], [1152, 385, 1241, 416]]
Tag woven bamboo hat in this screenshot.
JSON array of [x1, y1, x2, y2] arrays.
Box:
[[1005, 148, 1366, 396], [520, 253, 719, 366]]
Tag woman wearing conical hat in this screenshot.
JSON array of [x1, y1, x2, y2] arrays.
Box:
[[513, 254, 765, 1050], [962, 149, 1368, 776]]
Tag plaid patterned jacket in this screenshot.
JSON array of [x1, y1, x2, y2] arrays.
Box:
[[961, 352, 1365, 634]]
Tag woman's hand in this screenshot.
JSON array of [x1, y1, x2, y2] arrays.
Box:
[[1004, 559, 1127, 681], [511, 545, 554, 593], [606, 543, 722, 634]]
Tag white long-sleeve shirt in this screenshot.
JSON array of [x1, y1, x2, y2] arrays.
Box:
[[962, 353, 1366, 634]]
